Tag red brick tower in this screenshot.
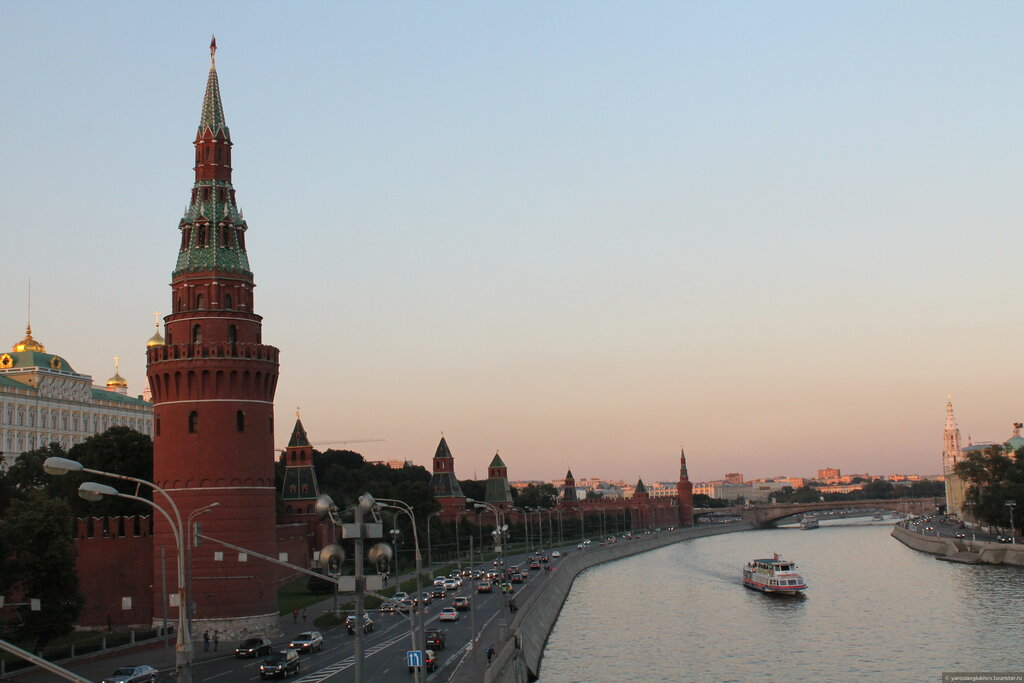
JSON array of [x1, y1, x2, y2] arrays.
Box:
[[677, 448, 694, 526], [280, 416, 320, 520], [429, 436, 466, 521], [562, 469, 578, 502], [484, 452, 513, 510], [146, 39, 280, 635]]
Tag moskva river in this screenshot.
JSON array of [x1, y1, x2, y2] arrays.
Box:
[[541, 520, 1024, 682]]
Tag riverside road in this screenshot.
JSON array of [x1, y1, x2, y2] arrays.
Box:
[[7, 546, 567, 682]]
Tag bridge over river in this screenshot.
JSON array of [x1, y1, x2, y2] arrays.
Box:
[[696, 497, 943, 528]]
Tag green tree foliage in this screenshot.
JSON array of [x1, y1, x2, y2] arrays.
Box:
[[3, 489, 84, 641], [514, 483, 560, 509], [955, 445, 1024, 531], [458, 479, 486, 503]]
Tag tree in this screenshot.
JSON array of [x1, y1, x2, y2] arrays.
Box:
[[515, 483, 560, 509], [955, 445, 1024, 531], [2, 489, 84, 642]]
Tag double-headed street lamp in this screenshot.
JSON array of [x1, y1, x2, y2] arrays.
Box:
[[43, 457, 193, 683], [374, 498, 427, 683], [425, 510, 443, 570], [185, 502, 219, 635], [1007, 500, 1017, 542]]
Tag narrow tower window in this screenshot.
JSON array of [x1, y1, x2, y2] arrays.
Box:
[[196, 294, 205, 310], [228, 325, 237, 344], [224, 293, 233, 309], [188, 410, 199, 433], [192, 324, 202, 343], [236, 410, 245, 433]]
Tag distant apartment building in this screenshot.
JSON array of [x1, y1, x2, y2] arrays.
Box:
[[693, 482, 750, 502], [817, 468, 841, 480], [723, 472, 744, 484]]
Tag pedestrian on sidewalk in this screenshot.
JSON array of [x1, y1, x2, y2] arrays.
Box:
[[507, 598, 513, 614], [213, 631, 219, 651], [486, 644, 495, 666], [302, 608, 308, 623], [203, 630, 210, 652], [293, 607, 299, 623], [510, 598, 518, 614]]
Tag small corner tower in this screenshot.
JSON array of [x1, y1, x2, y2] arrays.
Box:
[[677, 448, 694, 526], [484, 452, 513, 509], [429, 435, 466, 521], [281, 414, 320, 519], [562, 469, 578, 502]]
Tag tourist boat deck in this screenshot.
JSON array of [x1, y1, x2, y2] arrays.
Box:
[[743, 554, 807, 595]]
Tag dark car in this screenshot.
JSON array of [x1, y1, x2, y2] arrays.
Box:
[[236, 637, 273, 657], [510, 573, 524, 583], [101, 665, 158, 683], [425, 628, 447, 650], [260, 649, 300, 678], [429, 586, 447, 599], [529, 561, 541, 570], [408, 649, 438, 673], [996, 535, 1013, 543]]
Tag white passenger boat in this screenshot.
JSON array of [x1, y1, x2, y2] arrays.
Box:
[[800, 515, 819, 530], [743, 554, 807, 595]]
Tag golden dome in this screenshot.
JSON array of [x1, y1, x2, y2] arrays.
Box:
[[13, 324, 45, 353], [147, 328, 166, 348], [106, 371, 128, 388]]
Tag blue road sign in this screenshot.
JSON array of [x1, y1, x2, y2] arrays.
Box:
[[407, 650, 423, 667]]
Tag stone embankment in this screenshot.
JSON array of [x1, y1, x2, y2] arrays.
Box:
[[891, 524, 1024, 566], [483, 523, 754, 683]]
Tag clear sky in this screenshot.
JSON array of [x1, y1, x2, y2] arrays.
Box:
[[3, 2, 1023, 483]]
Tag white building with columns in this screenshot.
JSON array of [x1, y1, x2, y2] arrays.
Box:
[[0, 326, 154, 470]]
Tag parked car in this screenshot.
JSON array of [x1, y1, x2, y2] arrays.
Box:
[[260, 649, 300, 678], [439, 607, 459, 622], [235, 637, 273, 657], [453, 596, 471, 611], [289, 631, 323, 652], [345, 614, 374, 634], [101, 665, 158, 683], [408, 649, 437, 673], [425, 628, 447, 650]]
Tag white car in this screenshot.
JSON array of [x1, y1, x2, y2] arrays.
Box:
[[433, 577, 447, 586], [443, 580, 458, 591], [551, 551, 561, 558], [439, 607, 459, 622], [289, 631, 324, 652]]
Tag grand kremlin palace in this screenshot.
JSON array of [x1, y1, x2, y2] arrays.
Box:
[[0, 325, 154, 470]]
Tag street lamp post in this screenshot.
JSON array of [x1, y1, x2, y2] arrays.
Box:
[[1007, 500, 1017, 542], [555, 507, 564, 546], [185, 502, 220, 637], [426, 511, 442, 570], [374, 499, 427, 683], [44, 457, 193, 683]]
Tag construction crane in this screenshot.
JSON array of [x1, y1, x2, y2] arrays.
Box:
[[276, 439, 386, 451]]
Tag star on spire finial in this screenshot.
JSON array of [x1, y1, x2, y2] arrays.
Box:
[[210, 35, 217, 65], [296, 406, 301, 419]]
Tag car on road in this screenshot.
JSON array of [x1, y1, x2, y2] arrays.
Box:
[[408, 649, 438, 673], [393, 591, 410, 602], [439, 607, 459, 622], [551, 551, 561, 558], [443, 579, 459, 591], [101, 665, 158, 683], [425, 628, 447, 650], [429, 586, 447, 599], [477, 581, 493, 593], [955, 531, 966, 539], [997, 535, 1013, 543], [346, 614, 374, 634], [577, 543, 584, 549], [289, 631, 323, 652], [396, 599, 415, 614], [433, 576, 448, 586], [379, 600, 397, 613], [453, 596, 471, 611], [415, 592, 433, 606], [486, 570, 500, 580], [235, 637, 273, 657], [260, 649, 300, 679], [510, 573, 524, 583], [529, 561, 541, 570]]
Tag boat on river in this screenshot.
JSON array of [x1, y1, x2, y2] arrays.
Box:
[[743, 554, 807, 595], [800, 515, 819, 530]]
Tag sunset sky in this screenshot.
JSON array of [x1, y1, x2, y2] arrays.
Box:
[[3, 3, 1023, 483]]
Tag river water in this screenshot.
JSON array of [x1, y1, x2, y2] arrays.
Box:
[[540, 520, 1024, 682]]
